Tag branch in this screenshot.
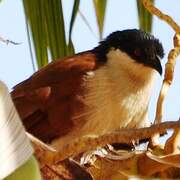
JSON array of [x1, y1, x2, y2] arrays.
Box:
[[141, 0, 180, 148], [142, 0, 180, 125], [155, 34, 180, 124], [29, 120, 180, 164], [142, 0, 180, 33]]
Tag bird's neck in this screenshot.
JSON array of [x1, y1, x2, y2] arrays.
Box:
[[85, 59, 157, 109], [81, 50, 158, 135]]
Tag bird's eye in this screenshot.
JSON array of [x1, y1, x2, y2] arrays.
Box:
[[134, 48, 141, 57]]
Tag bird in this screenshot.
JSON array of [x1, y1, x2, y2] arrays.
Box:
[[11, 29, 164, 150]]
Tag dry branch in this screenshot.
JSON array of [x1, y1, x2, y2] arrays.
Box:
[[142, 0, 180, 150], [142, 0, 180, 33], [142, 0, 180, 124], [29, 120, 180, 164], [155, 34, 180, 124]]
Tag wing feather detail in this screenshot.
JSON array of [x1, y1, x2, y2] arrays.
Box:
[[11, 51, 101, 143]]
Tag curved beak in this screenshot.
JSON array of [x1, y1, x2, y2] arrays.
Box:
[[148, 55, 162, 75], [144, 55, 163, 75], [154, 55, 163, 75]]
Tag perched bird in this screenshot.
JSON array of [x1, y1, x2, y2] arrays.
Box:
[[11, 29, 164, 149]]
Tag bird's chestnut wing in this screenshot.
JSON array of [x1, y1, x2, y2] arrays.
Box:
[[11, 51, 100, 143]]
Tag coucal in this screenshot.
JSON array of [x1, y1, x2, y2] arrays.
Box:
[[11, 29, 164, 149]]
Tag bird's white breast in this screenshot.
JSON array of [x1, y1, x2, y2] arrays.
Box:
[[79, 49, 158, 136]]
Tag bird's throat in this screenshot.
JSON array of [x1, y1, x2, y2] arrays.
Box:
[[79, 55, 157, 136]]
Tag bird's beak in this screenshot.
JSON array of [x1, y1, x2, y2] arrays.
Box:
[[155, 55, 163, 75], [151, 55, 162, 75]]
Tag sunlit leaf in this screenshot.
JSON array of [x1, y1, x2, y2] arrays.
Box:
[[23, 0, 48, 69], [44, 0, 67, 61], [136, 0, 155, 32], [23, 0, 80, 69], [93, 0, 107, 40]]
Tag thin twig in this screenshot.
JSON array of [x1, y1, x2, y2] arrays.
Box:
[[78, 9, 98, 40], [141, 0, 180, 124], [142, 0, 180, 33], [155, 34, 180, 124], [0, 35, 21, 45], [141, 0, 180, 149]]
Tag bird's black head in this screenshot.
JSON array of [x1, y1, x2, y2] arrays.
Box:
[[93, 29, 164, 75]]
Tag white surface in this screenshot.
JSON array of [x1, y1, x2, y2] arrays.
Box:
[[0, 81, 33, 179]]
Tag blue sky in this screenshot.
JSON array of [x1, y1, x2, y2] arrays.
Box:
[[0, 0, 180, 123]]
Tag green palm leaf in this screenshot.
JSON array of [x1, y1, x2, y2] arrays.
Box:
[[136, 0, 155, 32], [93, 0, 107, 40], [23, 0, 79, 69], [67, 0, 80, 56], [23, 0, 48, 69], [44, 0, 67, 61]]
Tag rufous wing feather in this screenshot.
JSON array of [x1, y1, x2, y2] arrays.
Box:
[[11, 52, 101, 143]]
